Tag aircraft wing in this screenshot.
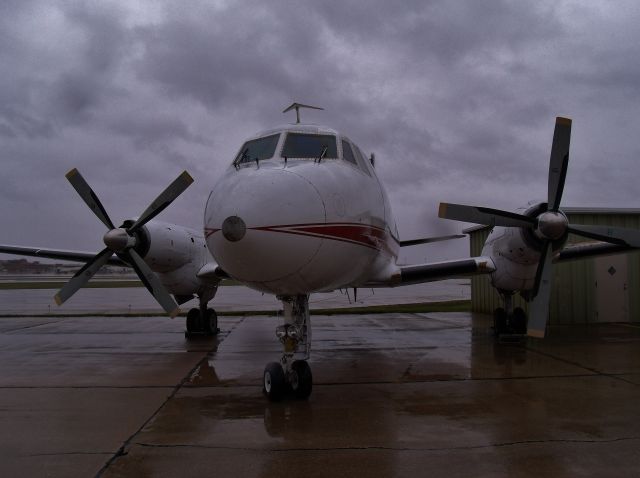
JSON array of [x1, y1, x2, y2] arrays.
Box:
[[366, 256, 495, 287], [399, 234, 465, 247], [0, 244, 128, 266], [555, 241, 634, 263]]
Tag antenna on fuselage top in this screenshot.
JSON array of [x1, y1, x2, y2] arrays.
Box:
[[282, 102, 324, 124]]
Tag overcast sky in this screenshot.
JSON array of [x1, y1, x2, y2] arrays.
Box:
[[2, 0, 640, 264]]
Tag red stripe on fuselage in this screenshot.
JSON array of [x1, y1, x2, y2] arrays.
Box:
[[206, 222, 397, 256], [254, 223, 395, 255]]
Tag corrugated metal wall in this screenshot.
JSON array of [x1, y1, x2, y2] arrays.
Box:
[[469, 209, 640, 323]]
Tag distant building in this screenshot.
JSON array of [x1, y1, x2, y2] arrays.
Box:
[[0, 259, 55, 274], [0, 259, 131, 276]]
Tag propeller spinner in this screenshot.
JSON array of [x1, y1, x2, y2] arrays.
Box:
[[54, 169, 194, 318], [439, 117, 640, 337]]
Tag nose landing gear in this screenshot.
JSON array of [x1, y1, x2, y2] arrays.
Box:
[[263, 295, 313, 401]]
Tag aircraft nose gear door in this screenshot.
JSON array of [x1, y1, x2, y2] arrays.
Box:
[[263, 294, 313, 401]]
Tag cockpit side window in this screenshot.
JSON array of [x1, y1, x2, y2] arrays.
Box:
[[282, 133, 338, 159], [353, 144, 372, 176], [341, 140, 358, 165], [234, 134, 280, 165]]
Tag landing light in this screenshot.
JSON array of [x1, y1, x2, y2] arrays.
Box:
[[275, 324, 301, 340], [276, 325, 287, 339], [287, 325, 301, 340]]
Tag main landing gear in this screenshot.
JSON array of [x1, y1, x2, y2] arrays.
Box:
[[493, 293, 527, 338], [185, 307, 218, 337], [263, 294, 313, 401], [185, 287, 219, 338]]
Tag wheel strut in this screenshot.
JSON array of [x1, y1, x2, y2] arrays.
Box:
[[263, 294, 313, 401]]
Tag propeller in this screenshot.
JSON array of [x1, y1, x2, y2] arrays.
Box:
[[439, 117, 640, 337], [54, 169, 194, 318]]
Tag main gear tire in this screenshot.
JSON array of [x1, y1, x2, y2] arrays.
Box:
[[263, 362, 286, 401], [290, 360, 312, 400]]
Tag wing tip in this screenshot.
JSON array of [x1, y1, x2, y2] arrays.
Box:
[[65, 168, 79, 179], [438, 203, 447, 218], [54, 294, 63, 306], [556, 117, 572, 126]]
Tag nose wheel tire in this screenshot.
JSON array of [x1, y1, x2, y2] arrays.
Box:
[[290, 360, 312, 400], [263, 362, 286, 401]]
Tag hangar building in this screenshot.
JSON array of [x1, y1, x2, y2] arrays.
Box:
[[465, 208, 640, 324]]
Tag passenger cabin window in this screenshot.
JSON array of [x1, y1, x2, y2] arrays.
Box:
[[234, 134, 280, 165], [341, 140, 358, 166], [282, 133, 337, 159]]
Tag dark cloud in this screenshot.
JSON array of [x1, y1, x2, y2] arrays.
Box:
[[1, 0, 640, 263]]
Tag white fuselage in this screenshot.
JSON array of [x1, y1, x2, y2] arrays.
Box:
[[203, 124, 400, 295]]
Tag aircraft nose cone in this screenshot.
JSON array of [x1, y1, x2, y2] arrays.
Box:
[[103, 228, 130, 252], [205, 168, 326, 284], [222, 215, 246, 242]]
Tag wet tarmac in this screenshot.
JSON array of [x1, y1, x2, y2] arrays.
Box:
[[1, 313, 639, 477], [0, 279, 469, 315]]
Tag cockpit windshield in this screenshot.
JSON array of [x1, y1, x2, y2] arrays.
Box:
[[282, 133, 338, 159], [234, 134, 280, 165]]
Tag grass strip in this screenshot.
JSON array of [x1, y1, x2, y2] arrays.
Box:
[[0, 300, 470, 318], [0, 280, 242, 290]]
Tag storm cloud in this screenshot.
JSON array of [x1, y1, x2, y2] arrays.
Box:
[[2, 0, 640, 262]]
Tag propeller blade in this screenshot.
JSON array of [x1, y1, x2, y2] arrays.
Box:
[[128, 171, 194, 233], [439, 203, 536, 228], [54, 247, 113, 305], [568, 224, 640, 248], [547, 117, 572, 212], [126, 249, 180, 318], [66, 169, 115, 230], [528, 241, 553, 338]]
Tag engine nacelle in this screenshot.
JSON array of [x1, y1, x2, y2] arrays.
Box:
[[121, 220, 205, 273], [480, 202, 568, 294], [125, 220, 212, 296], [481, 226, 537, 291]]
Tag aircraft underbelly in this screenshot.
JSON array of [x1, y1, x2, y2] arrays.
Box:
[[244, 238, 383, 294]]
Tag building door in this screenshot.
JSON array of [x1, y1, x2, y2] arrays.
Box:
[[594, 255, 629, 322]]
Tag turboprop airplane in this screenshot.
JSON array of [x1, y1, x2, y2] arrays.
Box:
[[2, 104, 640, 401]]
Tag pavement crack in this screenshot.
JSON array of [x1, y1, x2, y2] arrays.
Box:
[[28, 452, 113, 457], [94, 322, 239, 478], [318, 372, 606, 386], [526, 347, 640, 386], [132, 435, 640, 453], [2, 318, 72, 333]]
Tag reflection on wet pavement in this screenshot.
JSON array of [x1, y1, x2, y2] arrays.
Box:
[[1, 313, 639, 477]]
